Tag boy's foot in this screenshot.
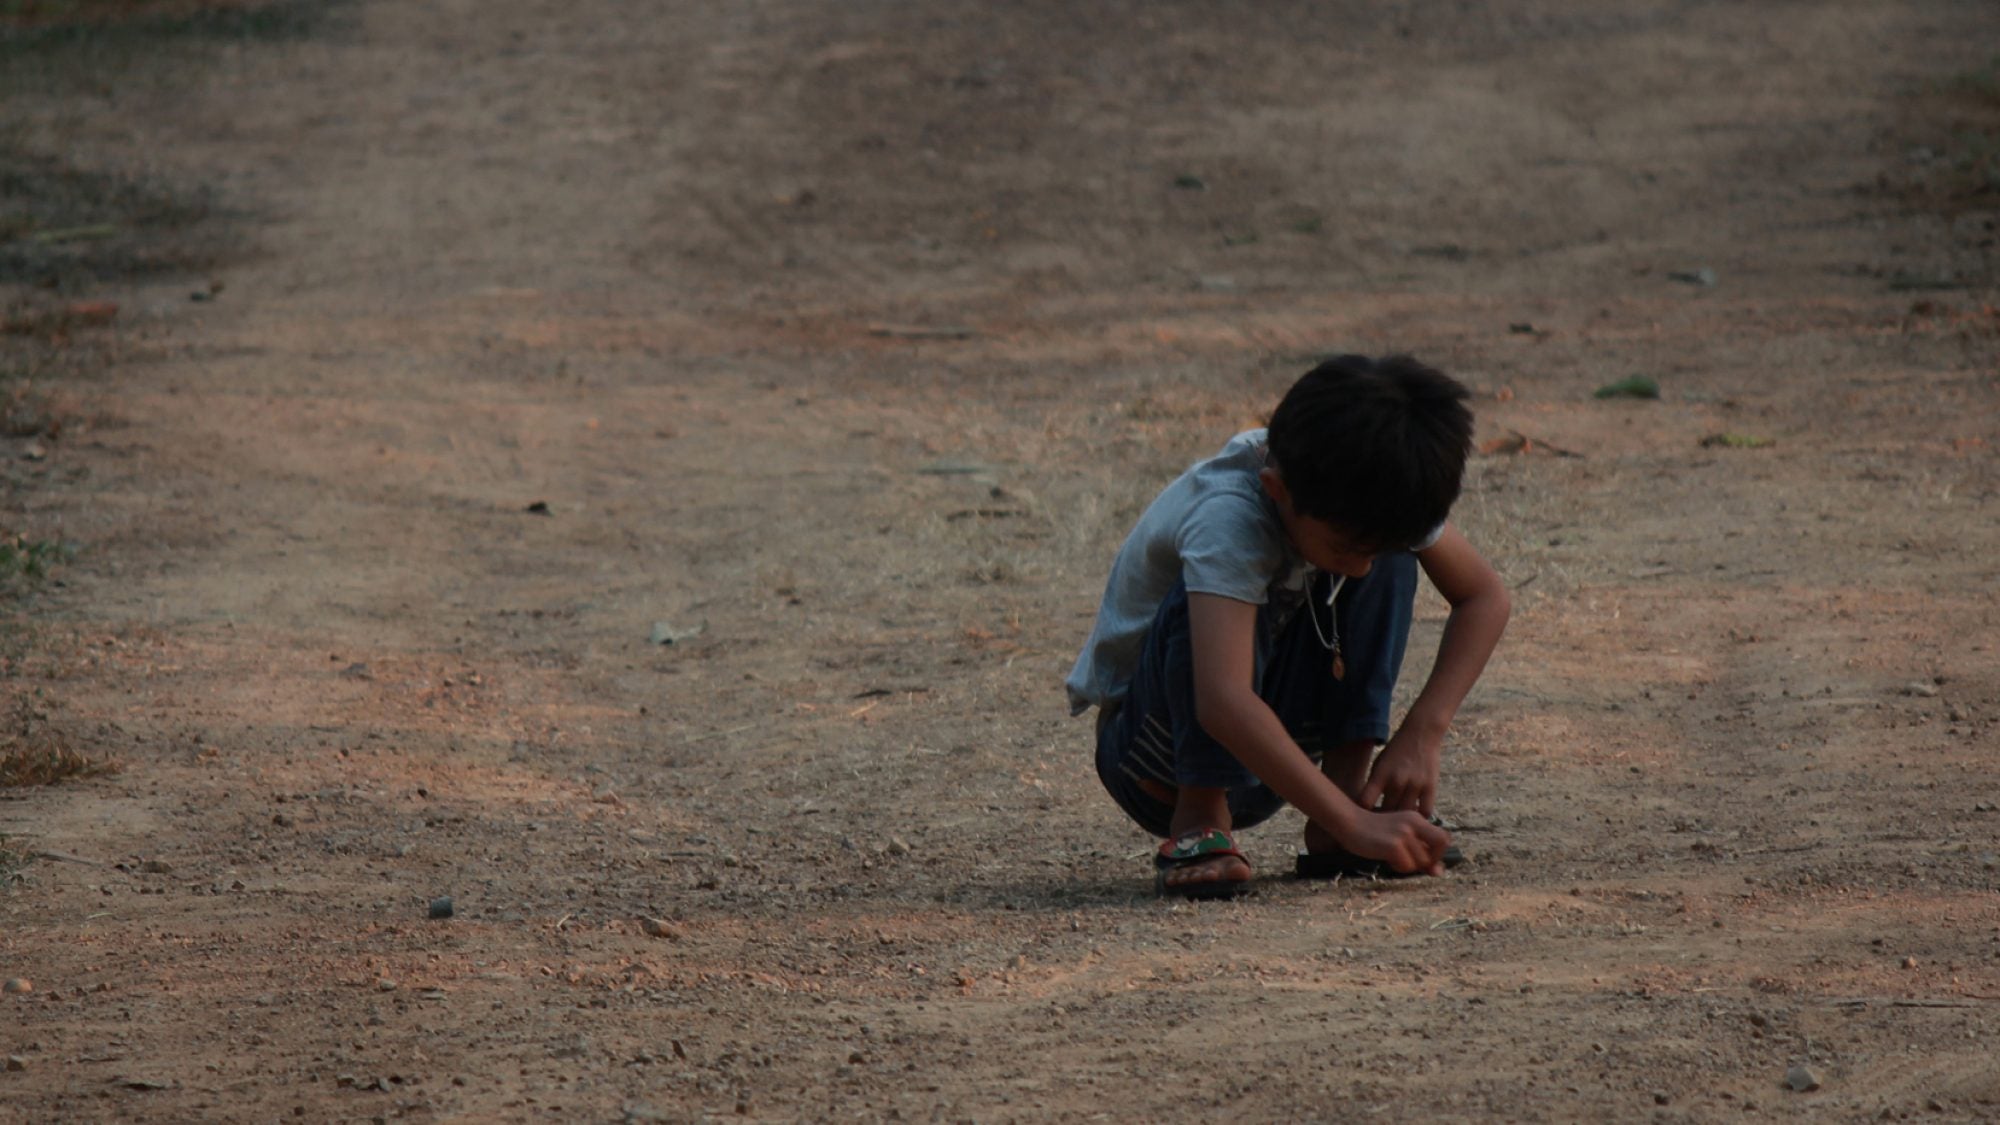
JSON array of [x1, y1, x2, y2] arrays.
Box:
[[1154, 827, 1252, 899], [1296, 816, 1465, 880]]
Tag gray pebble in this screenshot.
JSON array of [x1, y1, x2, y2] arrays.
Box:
[[429, 896, 454, 919], [1786, 1064, 1823, 1092]]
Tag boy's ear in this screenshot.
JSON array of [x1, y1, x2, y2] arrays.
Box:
[[1258, 466, 1290, 509]]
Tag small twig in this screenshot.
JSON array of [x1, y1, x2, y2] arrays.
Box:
[[32, 850, 105, 867], [1822, 996, 2000, 1008], [868, 323, 975, 340], [679, 722, 759, 746]]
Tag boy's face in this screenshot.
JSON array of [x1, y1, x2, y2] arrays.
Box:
[[1258, 467, 1377, 579]]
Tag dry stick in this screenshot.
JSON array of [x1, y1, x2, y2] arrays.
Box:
[[678, 722, 760, 747], [32, 850, 105, 867], [867, 324, 974, 340], [1821, 996, 2000, 1008]]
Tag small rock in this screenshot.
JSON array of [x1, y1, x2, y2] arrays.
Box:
[[1902, 956, 1918, 969], [1667, 267, 1717, 287], [375, 978, 397, 992], [639, 916, 684, 940], [1903, 681, 1939, 698], [2, 979, 30, 995], [139, 860, 173, 875], [1786, 1064, 1823, 1092], [428, 897, 454, 920], [21, 444, 46, 462], [339, 662, 373, 681], [271, 812, 293, 828], [885, 835, 913, 856], [648, 620, 705, 646], [5, 1055, 24, 1071]]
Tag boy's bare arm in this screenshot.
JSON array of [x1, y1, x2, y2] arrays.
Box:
[[1360, 524, 1511, 816], [1186, 591, 1449, 875]]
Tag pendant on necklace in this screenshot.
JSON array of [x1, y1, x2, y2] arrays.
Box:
[[1332, 647, 1346, 681]]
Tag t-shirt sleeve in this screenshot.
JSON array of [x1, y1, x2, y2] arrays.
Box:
[[1175, 495, 1282, 604], [1412, 521, 1448, 552]]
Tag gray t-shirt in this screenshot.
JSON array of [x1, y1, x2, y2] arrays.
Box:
[[1064, 428, 1443, 715], [1065, 429, 1310, 715]]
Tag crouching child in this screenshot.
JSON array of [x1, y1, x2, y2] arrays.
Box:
[[1066, 355, 1510, 897]]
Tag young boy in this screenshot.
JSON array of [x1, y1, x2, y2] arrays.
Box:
[[1067, 355, 1509, 898]]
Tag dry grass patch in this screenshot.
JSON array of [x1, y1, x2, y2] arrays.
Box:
[[0, 741, 116, 787], [0, 695, 116, 787]]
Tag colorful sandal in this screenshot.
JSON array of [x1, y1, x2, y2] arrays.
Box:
[[1154, 827, 1252, 900]]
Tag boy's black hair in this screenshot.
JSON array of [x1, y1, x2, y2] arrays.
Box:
[[1266, 354, 1473, 552]]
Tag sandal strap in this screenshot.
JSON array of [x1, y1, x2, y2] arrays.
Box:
[[1156, 827, 1244, 866]]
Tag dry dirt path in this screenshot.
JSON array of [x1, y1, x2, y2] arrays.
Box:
[[3, 0, 1998, 1120]]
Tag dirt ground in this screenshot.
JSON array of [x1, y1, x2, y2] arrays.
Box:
[[2, 0, 1997, 1120]]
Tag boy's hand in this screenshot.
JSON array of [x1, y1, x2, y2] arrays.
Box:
[[1357, 730, 1441, 817], [1344, 809, 1452, 876]]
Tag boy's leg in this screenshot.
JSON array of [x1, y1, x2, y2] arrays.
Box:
[[1094, 582, 1267, 892], [1096, 564, 1419, 886], [1257, 558, 1420, 850]]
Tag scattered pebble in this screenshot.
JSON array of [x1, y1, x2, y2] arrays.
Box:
[[1903, 681, 1939, 698], [1786, 1064, 1823, 1092], [428, 897, 454, 920], [1667, 267, 1717, 287], [2, 979, 30, 995], [374, 978, 397, 992], [648, 620, 705, 646], [5, 1055, 24, 1071], [639, 916, 684, 940], [139, 860, 173, 875], [1902, 956, 1918, 969], [886, 836, 912, 856]]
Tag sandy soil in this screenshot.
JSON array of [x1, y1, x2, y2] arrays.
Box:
[[2, 0, 1998, 1120]]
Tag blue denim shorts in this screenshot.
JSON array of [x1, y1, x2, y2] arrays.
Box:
[[1093, 554, 1418, 838]]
